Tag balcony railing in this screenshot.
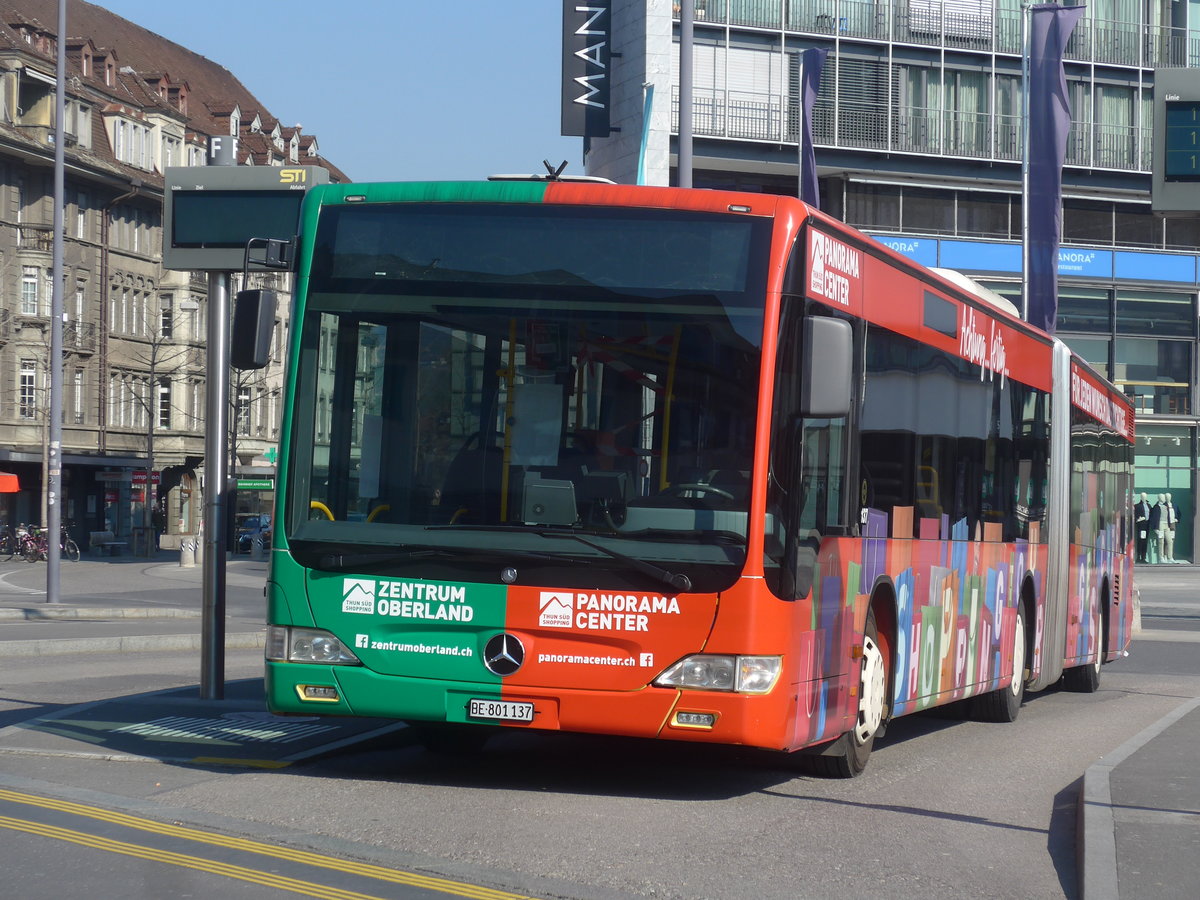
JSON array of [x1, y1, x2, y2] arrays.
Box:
[[18, 224, 53, 253], [674, 87, 1146, 171], [65, 321, 97, 354], [681, 2, 1190, 67]]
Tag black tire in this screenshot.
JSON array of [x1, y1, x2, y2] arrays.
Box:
[[64, 539, 81, 563], [1062, 654, 1101, 692], [23, 541, 41, 563], [972, 608, 1027, 723], [1063, 594, 1105, 693], [793, 608, 888, 778]]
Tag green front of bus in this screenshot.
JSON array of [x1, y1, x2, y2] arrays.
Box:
[[265, 182, 788, 741]]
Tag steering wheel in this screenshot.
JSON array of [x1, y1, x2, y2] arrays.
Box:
[[668, 483, 735, 501]]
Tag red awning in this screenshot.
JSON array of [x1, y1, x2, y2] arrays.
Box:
[[0, 472, 19, 493]]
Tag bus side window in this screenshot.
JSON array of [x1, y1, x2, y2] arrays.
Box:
[[766, 299, 852, 600]]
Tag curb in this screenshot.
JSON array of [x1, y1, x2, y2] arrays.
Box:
[[0, 607, 201, 621], [1078, 695, 1200, 900], [0, 631, 265, 657]]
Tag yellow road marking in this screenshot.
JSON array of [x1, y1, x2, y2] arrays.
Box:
[[0, 815, 388, 900], [0, 789, 533, 900]]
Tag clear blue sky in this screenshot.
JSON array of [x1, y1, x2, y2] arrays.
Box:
[[97, 0, 583, 183]]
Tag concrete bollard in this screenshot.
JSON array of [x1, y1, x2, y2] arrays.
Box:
[[252, 533, 266, 560], [179, 536, 196, 568]]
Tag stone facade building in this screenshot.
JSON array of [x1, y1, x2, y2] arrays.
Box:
[[0, 1, 345, 549]]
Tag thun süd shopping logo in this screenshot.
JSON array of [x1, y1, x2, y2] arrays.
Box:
[[342, 578, 375, 614]]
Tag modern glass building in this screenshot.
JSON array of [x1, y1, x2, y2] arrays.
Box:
[[584, 0, 1198, 563]]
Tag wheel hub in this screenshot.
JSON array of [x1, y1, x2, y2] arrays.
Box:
[[856, 635, 886, 744]]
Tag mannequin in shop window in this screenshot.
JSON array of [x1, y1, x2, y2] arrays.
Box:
[[1162, 493, 1177, 563], [1153, 493, 1171, 564], [1147, 496, 1162, 563], [1134, 492, 1151, 562]]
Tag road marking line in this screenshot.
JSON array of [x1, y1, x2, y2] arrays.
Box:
[[0, 815, 386, 900], [0, 570, 44, 595], [0, 789, 534, 899]]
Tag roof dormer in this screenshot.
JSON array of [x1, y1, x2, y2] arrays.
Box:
[[93, 47, 118, 87], [66, 38, 97, 79], [167, 81, 189, 115]]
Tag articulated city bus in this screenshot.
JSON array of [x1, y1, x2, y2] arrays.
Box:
[[261, 181, 1134, 776]]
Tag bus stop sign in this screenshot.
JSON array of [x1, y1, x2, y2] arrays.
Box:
[[162, 165, 328, 271]]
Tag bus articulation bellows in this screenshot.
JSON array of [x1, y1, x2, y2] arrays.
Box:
[[257, 180, 1134, 777]]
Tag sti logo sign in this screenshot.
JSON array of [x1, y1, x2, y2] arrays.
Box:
[[561, 2, 611, 138]]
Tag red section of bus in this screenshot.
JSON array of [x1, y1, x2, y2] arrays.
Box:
[[542, 182, 788, 218], [1071, 360, 1136, 442], [805, 222, 1056, 393], [499, 585, 719, 693]]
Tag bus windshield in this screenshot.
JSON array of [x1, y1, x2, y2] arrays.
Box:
[[285, 202, 770, 592]]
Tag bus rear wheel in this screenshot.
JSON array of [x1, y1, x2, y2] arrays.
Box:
[[1062, 647, 1102, 693], [972, 608, 1026, 723], [1063, 593, 1105, 693], [795, 608, 887, 778]]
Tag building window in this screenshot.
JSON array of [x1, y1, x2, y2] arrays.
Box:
[[160, 295, 174, 338], [74, 368, 85, 424], [158, 379, 171, 429], [846, 183, 900, 230], [21, 267, 39, 315], [903, 187, 955, 234], [1115, 337, 1192, 416], [19, 359, 37, 418], [237, 388, 252, 436], [1113, 203, 1160, 248], [1057, 286, 1112, 334], [957, 192, 1017, 240], [1116, 290, 1197, 338]]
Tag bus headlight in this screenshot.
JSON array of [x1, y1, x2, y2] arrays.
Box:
[[653, 655, 781, 694], [266, 626, 362, 665]]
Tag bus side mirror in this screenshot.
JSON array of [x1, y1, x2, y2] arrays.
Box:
[[231, 289, 278, 370], [800, 317, 852, 418]]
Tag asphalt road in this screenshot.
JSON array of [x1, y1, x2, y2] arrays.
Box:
[[0, 565, 1196, 900]]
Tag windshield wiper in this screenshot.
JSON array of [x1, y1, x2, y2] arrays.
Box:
[[616, 528, 747, 546], [542, 533, 692, 593]]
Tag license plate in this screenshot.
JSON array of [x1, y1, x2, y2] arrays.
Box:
[[468, 698, 535, 722]]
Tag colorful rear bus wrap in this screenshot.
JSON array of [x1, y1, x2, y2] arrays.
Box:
[[264, 181, 1134, 776]]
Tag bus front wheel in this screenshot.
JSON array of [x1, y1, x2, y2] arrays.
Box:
[[794, 607, 887, 778]]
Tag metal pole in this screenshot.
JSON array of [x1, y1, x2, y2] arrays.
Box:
[[201, 270, 230, 699], [678, 0, 694, 188], [1021, 3, 1031, 321], [200, 134, 237, 700], [46, 0, 66, 602]]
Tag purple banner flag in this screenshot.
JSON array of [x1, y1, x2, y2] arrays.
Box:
[[1027, 4, 1084, 335], [799, 47, 827, 208]]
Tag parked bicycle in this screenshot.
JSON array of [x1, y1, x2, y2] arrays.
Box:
[[0, 525, 21, 561], [20, 524, 80, 563]]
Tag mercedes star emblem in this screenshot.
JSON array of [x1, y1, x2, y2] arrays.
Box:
[[483, 633, 525, 676]]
